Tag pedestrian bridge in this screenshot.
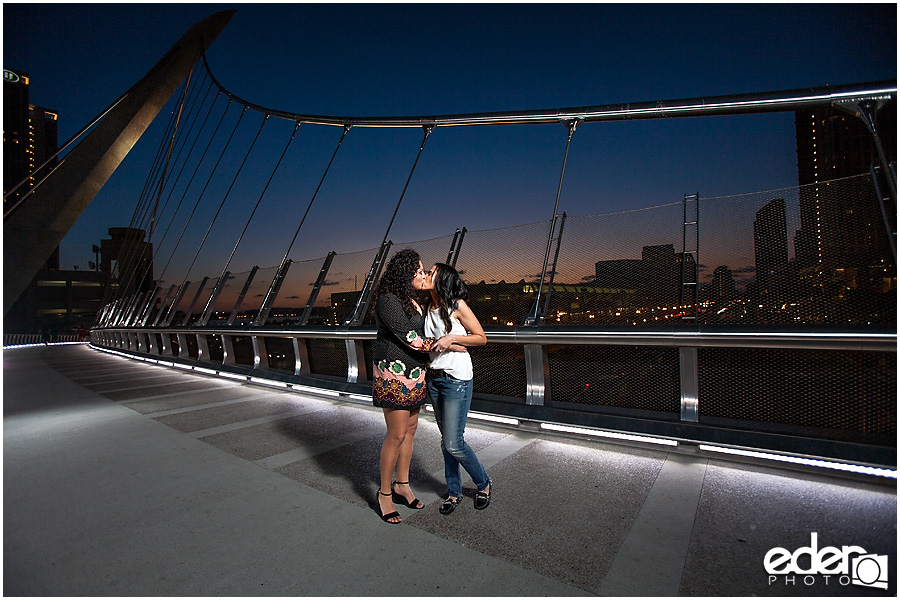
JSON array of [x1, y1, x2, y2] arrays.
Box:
[[3, 342, 895, 596], [3, 11, 897, 593]]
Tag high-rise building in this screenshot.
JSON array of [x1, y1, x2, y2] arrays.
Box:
[[753, 198, 789, 294], [793, 104, 895, 269], [4, 67, 60, 269], [3, 68, 30, 205], [641, 244, 678, 302], [710, 265, 736, 300]]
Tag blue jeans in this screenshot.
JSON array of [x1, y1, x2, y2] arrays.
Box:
[[427, 374, 490, 498]]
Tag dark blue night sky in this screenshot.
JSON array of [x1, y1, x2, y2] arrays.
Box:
[[3, 3, 896, 284]]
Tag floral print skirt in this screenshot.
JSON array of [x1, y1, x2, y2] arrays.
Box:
[[372, 360, 427, 410]]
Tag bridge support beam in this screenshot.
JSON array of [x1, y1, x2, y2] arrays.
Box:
[[3, 10, 235, 316]]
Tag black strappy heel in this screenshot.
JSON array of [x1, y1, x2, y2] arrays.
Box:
[[377, 491, 401, 524], [391, 480, 424, 509]]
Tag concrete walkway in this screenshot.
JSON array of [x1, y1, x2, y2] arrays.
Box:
[[3, 344, 896, 596]]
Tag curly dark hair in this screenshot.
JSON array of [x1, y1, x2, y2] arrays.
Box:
[[374, 248, 422, 316], [425, 262, 468, 332]]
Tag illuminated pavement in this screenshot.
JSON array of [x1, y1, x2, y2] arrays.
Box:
[[4, 344, 896, 596]]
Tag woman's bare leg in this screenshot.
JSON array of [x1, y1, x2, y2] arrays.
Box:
[[392, 409, 423, 508], [378, 408, 411, 523]]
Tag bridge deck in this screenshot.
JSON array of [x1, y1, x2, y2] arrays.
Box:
[[4, 344, 895, 596]]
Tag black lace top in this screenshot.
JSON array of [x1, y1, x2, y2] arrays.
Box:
[[372, 293, 437, 409]]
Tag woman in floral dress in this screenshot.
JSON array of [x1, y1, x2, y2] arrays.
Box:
[[372, 249, 450, 524]]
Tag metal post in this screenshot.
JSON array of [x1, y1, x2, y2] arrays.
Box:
[[177, 333, 189, 358], [120, 293, 144, 327], [197, 271, 230, 326], [835, 99, 897, 202], [164, 282, 191, 327], [527, 118, 581, 326], [292, 337, 311, 375], [121, 292, 147, 327], [300, 252, 336, 326], [106, 299, 124, 328], [227, 267, 258, 326], [444, 227, 468, 268], [159, 332, 171, 356], [151, 285, 177, 327], [524, 344, 550, 405], [346, 339, 367, 383], [450, 227, 467, 268], [180, 277, 209, 326], [131, 291, 156, 327], [679, 346, 699, 422], [197, 333, 210, 362], [221, 334, 235, 365], [252, 335, 268, 370], [108, 294, 133, 327], [254, 261, 292, 327], [446, 228, 462, 265], [539, 212, 567, 322], [870, 165, 897, 262], [136, 285, 161, 326], [343, 241, 392, 326]]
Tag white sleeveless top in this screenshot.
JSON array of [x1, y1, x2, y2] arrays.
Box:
[[425, 307, 473, 381]]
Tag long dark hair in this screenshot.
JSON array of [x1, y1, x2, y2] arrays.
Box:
[[427, 262, 468, 332], [374, 248, 421, 316]]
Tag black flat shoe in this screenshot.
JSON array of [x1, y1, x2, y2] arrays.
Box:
[[474, 481, 492, 510], [377, 491, 401, 524], [391, 480, 424, 509], [439, 496, 461, 515]]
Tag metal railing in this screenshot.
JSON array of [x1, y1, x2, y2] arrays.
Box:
[[90, 323, 896, 468]]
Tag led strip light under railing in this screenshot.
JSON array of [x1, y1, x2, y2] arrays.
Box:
[[421, 403, 521, 426], [4, 341, 88, 349], [540, 422, 680, 447], [698, 444, 897, 479]]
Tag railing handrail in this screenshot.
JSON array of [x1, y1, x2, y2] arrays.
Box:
[[96, 324, 896, 352]]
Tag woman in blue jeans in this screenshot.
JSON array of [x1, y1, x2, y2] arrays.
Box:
[[422, 263, 491, 515]]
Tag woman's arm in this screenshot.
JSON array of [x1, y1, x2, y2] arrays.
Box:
[[434, 299, 486, 351], [376, 294, 439, 352]]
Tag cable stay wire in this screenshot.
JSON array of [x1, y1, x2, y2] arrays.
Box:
[[125, 73, 193, 234], [149, 64, 198, 240], [142, 79, 216, 241], [154, 99, 241, 286], [108, 72, 215, 303], [127, 67, 210, 241], [111, 71, 206, 296], [380, 126, 434, 247], [98, 72, 199, 312], [216, 119, 300, 281], [280, 124, 351, 265], [164, 108, 267, 319], [101, 68, 213, 315], [145, 89, 225, 273], [104, 72, 216, 316]]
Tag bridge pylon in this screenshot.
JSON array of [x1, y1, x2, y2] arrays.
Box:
[[3, 10, 235, 317]]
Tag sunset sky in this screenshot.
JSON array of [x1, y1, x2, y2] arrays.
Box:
[[4, 3, 896, 302]]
